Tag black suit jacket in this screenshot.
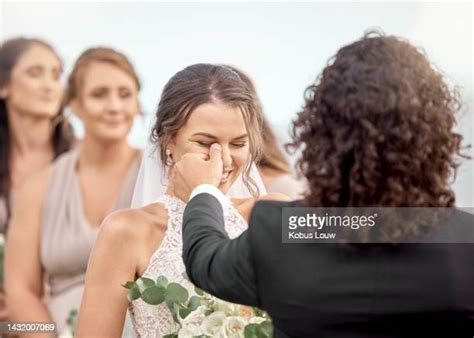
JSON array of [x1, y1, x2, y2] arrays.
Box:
[[182, 194, 474, 338]]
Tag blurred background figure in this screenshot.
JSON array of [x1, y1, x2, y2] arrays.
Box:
[[227, 66, 306, 200], [0, 37, 74, 320], [5, 47, 142, 336]]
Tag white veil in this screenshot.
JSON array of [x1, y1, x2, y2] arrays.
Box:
[[131, 116, 267, 208]]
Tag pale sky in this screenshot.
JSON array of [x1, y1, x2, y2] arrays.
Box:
[[1, 1, 472, 206]]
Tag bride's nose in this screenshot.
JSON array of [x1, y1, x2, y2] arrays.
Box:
[[221, 146, 233, 168]]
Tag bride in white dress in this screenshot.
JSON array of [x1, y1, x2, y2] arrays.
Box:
[[76, 64, 289, 338]]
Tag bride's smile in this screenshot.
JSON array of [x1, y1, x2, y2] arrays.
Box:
[[167, 101, 251, 194]]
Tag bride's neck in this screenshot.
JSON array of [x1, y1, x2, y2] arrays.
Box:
[[164, 185, 178, 199]]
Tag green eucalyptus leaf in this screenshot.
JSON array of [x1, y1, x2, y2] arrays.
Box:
[[244, 324, 258, 338], [128, 284, 141, 302], [66, 308, 78, 327], [166, 283, 189, 304], [165, 300, 174, 313], [256, 321, 273, 338], [163, 334, 178, 338], [122, 281, 135, 290], [156, 276, 168, 288], [194, 286, 204, 296], [179, 307, 192, 319], [171, 303, 181, 323], [136, 277, 155, 293], [187, 296, 201, 311], [141, 286, 166, 305]]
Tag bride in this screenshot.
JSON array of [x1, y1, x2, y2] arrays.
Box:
[[76, 64, 289, 337]]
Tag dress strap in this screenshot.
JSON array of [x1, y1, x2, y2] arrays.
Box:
[[153, 194, 186, 231]]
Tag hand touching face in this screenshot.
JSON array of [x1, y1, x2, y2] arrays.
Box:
[[168, 102, 250, 194]]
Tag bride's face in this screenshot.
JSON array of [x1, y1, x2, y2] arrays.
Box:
[[169, 101, 250, 193]]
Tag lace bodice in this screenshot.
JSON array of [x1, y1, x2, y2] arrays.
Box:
[[128, 194, 248, 338]]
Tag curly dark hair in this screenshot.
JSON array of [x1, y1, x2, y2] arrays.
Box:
[[287, 30, 468, 241]]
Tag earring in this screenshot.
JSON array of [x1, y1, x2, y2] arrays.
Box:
[[165, 149, 173, 166]]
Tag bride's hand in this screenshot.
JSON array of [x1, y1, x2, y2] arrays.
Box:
[[170, 143, 223, 202]]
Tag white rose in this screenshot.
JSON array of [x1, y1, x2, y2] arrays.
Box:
[[248, 316, 267, 325], [201, 311, 227, 337], [224, 316, 247, 338], [213, 298, 237, 315], [178, 324, 202, 338]]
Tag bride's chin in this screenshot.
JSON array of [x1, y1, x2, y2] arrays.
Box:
[[218, 183, 230, 194], [218, 178, 235, 194]]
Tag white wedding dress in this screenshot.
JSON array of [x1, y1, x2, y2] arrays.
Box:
[[128, 193, 248, 338]]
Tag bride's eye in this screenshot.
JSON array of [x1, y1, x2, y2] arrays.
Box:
[[232, 143, 247, 148], [195, 141, 212, 147]]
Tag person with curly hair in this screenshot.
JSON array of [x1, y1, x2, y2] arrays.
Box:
[[174, 31, 474, 337], [287, 30, 468, 242]]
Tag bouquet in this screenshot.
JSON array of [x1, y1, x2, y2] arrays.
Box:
[[123, 275, 272, 338]]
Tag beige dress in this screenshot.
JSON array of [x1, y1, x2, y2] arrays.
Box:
[[40, 149, 141, 335]]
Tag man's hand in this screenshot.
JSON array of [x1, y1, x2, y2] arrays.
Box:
[[170, 143, 223, 202]]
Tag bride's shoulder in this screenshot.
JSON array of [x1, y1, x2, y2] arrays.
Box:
[[98, 204, 168, 248]]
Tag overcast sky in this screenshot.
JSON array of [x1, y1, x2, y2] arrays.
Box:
[[1, 1, 472, 206]]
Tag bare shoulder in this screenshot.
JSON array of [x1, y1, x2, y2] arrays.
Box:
[[15, 165, 52, 205], [9, 166, 53, 233], [99, 204, 167, 246], [97, 204, 168, 275]]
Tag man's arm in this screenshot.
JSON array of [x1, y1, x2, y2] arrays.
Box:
[[182, 193, 259, 307]]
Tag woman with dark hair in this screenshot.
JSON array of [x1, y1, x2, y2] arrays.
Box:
[[227, 66, 306, 199], [0, 37, 73, 233], [76, 63, 289, 337], [176, 31, 474, 337], [5, 47, 142, 334], [0, 37, 73, 320]]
